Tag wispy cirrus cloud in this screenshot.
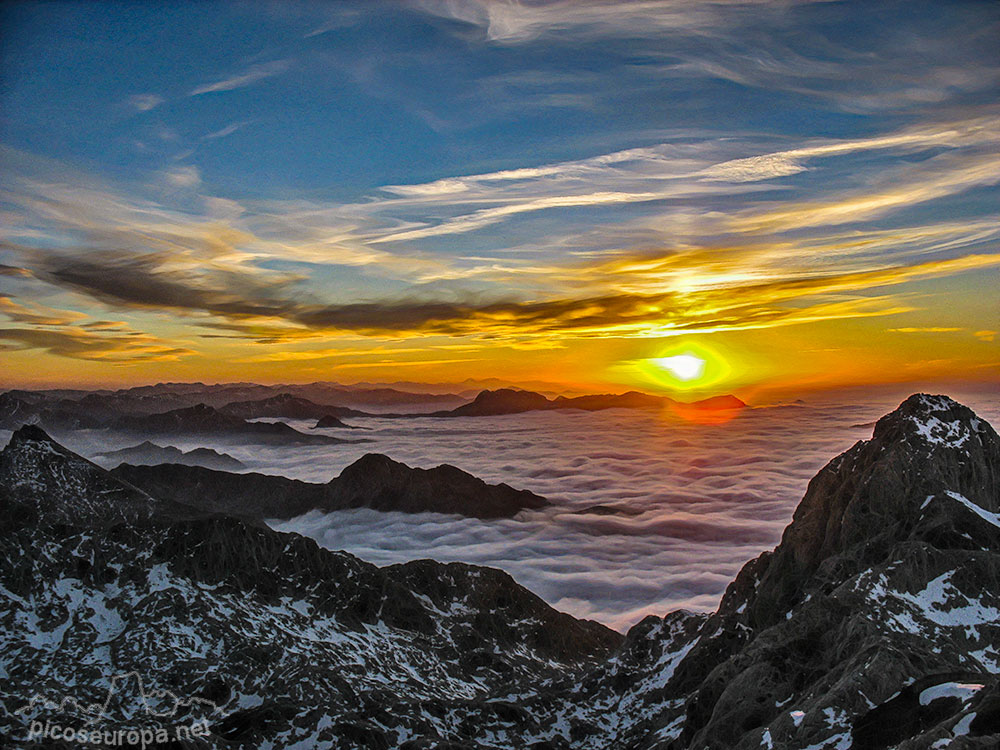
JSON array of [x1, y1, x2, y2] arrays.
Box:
[[190, 59, 292, 95], [412, 0, 818, 44], [413, 0, 1000, 117]]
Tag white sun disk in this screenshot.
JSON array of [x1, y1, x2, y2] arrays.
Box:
[[656, 354, 706, 381]]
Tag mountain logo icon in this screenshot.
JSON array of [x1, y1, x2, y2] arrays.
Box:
[[15, 671, 226, 725]]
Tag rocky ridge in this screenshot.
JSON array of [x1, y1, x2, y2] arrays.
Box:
[[111, 452, 549, 520]]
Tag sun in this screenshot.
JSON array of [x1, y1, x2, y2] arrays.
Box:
[[653, 354, 706, 382], [625, 341, 735, 393]]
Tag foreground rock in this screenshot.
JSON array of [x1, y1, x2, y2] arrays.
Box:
[[113, 452, 549, 519]]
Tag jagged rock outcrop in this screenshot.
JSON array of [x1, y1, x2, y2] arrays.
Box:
[[112, 452, 549, 519], [325, 453, 548, 517], [0, 425, 160, 526], [663, 394, 1000, 749]]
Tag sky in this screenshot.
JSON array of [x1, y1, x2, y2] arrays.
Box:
[[0, 0, 998, 398]]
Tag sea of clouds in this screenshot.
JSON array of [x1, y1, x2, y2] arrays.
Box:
[[260, 388, 998, 631], [12, 387, 997, 632]]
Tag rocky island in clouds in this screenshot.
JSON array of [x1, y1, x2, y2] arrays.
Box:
[[1, 0, 998, 748]]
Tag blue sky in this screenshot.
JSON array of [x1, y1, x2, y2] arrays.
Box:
[[0, 0, 998, 392]]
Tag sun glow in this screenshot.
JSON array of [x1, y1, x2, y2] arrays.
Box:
[[625, 341, 736, 394], [653, 354, 706, 381]]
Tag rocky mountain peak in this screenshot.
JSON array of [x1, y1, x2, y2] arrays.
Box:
[[873, 393, 993, 453], [727, 393, 999, 629], [1, 424, 158, 527]]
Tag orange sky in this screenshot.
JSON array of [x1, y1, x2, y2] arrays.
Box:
[[1, 2, 998, 398]]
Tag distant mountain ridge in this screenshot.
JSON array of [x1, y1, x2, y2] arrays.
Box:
[[426, 388, 746, 417], [94, 441, 245, 471], [111, 403, 364, 446], [112, 452, 549, 520]]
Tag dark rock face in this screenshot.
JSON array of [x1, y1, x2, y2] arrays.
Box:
[[665, 394, 1000, 749], [111, 462, 328, 519], [113, 452, 549, 520], [448, 388, 554, 416], [748, 393, 1000, 629], [2, 393, 998, 750], [94, 441, 246, 471]]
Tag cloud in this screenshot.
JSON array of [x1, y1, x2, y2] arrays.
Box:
[[161, 165, 202, 188], [0, 296, 86, 326], [0, 264, 32, 277], [728, 150, 1000, 234], [190, 59, 292, 95], [888, 327, 963, 334], [261, 391, 1000, 629], [4, 113, 998, 350], [203, 121, 249, 140], [412, 0, 817, 44], [413, 1, 1000, 122], [0, 325, 194, 362], [128, 93, 164, 112], [17, 237, 998, 343], [26, 248, 303, 321]]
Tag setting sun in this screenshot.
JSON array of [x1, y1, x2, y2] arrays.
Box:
[[654, 354, 706, 382]]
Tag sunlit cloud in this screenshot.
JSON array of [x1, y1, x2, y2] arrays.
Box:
[[887, 327, 963, 334], [729, 151, 1000, 234], [0, 296, 87, 326], [0, 323, 194, 363]]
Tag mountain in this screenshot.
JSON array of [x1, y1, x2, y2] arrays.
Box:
[[618, 394, 1000, 749], [112, 452, 549, 520], [2, 394, 998, 749], [426, 388, 747, 418], [313, 414, 358, 429], [111, 403, 362, 446], [0, 426, 617, 748], [0, 424, 160, 527], [219, 392, 369, 420], [94, 441, 246, 471]]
